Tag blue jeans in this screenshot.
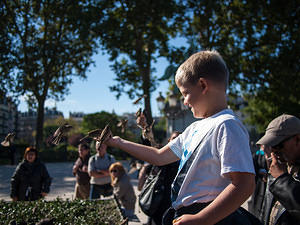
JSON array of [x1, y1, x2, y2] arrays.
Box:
[[89, 183, 113, 199]]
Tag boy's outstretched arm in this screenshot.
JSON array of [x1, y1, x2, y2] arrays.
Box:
[[106, 136, 179, 166], [173, 172, 255, 225]]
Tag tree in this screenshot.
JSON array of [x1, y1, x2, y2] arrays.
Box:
[[0, 0, 101, 148], [228, 0, 300, 126], [94, 0, 185, 124], [81, 111, 137, 147], [176, 0, 300, 129]]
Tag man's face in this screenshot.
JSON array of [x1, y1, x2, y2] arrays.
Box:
[[78, 145, 89, 158], [96, 141, 107, 157], [271, 135, 299, 163]]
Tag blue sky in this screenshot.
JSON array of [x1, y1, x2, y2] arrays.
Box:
[[18, 52, 171, 118]]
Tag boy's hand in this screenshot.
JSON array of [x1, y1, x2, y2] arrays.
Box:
[[269, 152, 287, 178], [105, 136, 121, 148], [173, 214, 203, 225]]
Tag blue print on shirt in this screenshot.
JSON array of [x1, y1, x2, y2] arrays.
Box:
[[178, 130, 198, 171]]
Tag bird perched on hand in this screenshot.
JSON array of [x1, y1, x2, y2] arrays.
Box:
[[117, 119, 128, 133], [97, 124, 112, 147], [142, 120, 158, 147], [49, 123, 72, 145], [133, 94, 147, 105], [1, 132, 15, 147], [80, 129, 102, 143]]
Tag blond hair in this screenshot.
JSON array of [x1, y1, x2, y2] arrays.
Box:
[[109, 162, 126, 186], [175, 50, 229, 90]]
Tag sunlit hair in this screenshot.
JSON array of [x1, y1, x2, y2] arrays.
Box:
[[175, 50, 229, 90], [24, 146, 38, 159], [109, 162, 126, 186]]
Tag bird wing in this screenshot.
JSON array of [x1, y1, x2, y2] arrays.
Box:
[[97, 124, 112, 145], [133, 94, 147, 104]]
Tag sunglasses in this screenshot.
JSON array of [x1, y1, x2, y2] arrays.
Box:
[[110, 169, 118, 173], [272, 135, 294, 150]]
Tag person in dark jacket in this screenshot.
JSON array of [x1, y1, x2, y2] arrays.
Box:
[[257, 114, 300, 225], [73, 142, 91, 199], [10, 146, 52, 201], [248, 144, 269, 222]]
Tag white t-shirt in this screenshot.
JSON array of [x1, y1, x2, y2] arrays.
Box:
[[168, 109, 255, 209]]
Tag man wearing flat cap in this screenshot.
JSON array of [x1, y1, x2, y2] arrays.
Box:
[[256, 114, 300, 225]]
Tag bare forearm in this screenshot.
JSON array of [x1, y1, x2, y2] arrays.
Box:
[[89, 170, 109, 178], [195, 173, 255, 224], [174, 173, 255, 225], [108, 136, 164, 165]]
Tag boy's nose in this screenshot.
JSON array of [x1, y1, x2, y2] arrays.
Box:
[[183, 98, 189, 106]]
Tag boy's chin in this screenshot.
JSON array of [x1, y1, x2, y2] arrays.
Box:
[[191, 109, 201, 118]]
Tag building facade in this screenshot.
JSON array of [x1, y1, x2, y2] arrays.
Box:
[[0, 97, 18, 141], [18, 107, 63, 144]]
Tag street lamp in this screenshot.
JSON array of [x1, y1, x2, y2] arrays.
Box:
[[156, 92, 165, 113]]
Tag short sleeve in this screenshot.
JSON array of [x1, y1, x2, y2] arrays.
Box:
[[217, 120, 255, 175], [168, 134, 183, 159], [88, 157, 95, 173]]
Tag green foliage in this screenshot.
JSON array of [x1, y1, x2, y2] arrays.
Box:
[[153, 117, 167, 144], [172, 0, 300, 129], [0, 0, 101, 148], [0, 198, 125, 225], [94, 0, 185, 123], [81, 111, 135, 141]]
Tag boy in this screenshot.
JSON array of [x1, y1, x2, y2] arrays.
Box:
[[106, 50, 255, 224]]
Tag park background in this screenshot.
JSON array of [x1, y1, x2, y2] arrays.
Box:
[[1, 1, 298, 224]]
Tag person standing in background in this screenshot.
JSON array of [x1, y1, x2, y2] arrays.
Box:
[[73, 142, 91, 199], [10, 146, 52, 201], [256, 114, 300, 225], [88, 141, 115, 199]]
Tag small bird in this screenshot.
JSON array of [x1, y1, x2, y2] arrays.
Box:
[[135, 108, 142, 118], [49, 123, 73, 145], [80, 129, 102, 143], [142, 120, 158, 147], [97, 124, 112, 146], [1, 132, 15, 147], [117, 119, 128, 133], [133, 94, 147, 105]]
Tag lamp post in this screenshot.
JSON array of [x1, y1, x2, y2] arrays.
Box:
[[156, 92, 165, 114], [156, 91, 182, 137]]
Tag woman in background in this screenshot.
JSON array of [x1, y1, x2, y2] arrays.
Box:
[[10, 146, 52, 201], [109, 162, 136, 219]]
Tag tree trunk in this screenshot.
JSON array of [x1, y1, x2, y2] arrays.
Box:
[[35, 99, 45, 149], [141, 66, 153, 124]]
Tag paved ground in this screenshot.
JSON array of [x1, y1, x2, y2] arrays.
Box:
[[0, 162, 147, 225]]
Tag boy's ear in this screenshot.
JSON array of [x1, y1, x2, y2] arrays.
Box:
[[198, 78, 209, 93]]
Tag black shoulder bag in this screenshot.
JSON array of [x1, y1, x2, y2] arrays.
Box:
[[139, 166, 165, 216]]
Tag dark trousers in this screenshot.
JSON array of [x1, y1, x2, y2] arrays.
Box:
[[89, 183, 113, 199], [162, 202, 261, 225]]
